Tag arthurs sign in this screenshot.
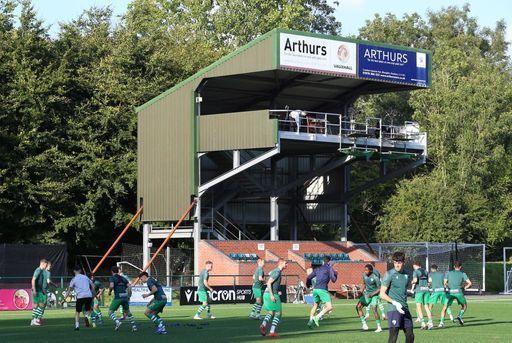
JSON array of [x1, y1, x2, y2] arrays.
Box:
[[280, 33, 357, 76]]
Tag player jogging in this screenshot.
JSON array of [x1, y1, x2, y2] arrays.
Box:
[[194, 261, 216, 320], [66, 266, 94, 331], [380, 251, 414, 343], [356, 264, 383, 332], [90, 275, 105, 327], [260, 259, 288, 337], [108, 266, 138, 331], [249, 258, 265, 319], [138, 272, 168, 334], [427, 265, 453, 325], [364, 266, 386, 321], [411, 261, 433, 330], [30, 259, 48, 326], [440, 261, 472, 327], [306, 256, 337, 328]]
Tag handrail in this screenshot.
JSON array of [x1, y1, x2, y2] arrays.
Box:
[[214, 210, 253, 240]]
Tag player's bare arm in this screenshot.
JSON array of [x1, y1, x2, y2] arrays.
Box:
[[203, 279, 213, 292], [267, 277, 276, 302]]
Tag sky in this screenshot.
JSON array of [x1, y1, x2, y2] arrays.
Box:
[[26, 0, 512, 50]]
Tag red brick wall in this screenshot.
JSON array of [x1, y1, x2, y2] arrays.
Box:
[[199, 240, 385, 290]]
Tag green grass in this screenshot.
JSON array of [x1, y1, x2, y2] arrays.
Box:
[[1, 297, 512, 343]]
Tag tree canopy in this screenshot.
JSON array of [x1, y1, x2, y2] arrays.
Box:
[[0, 1, 510, 255]]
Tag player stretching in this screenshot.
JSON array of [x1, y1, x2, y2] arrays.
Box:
[[427, 265, 453, 325], [306, 256, 337, 328], [30, 259, 48, 326], [411, 261, 433, 330], [356, 264, 383, 332], [90, 275, 105, 327], [260, 259, 288, 337], [108, 266, 138, 331], [440, 261, 472, 327], [364, 266, 386, 321], [380, 252, 414, 343], [139, 272, 168, 334], [194, 261, 216, 320], [249, 258, 265, 319]]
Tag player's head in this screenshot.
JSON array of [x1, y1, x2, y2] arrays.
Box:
[[46, 261, 52, 270], [430, 264, 438, 272], [323, 256, 331, 265], [412, 260, 421, 270], [278, 258, 288, 270], [73, 266, 82, 275], [392, 251, 405, 272], [138, 271, 149, 283], [364, 263, 374, 276], [205, 261, 213, 271], [453, 261, 462, 270], [39, 259, 48, 268], [111, 266, 120, 275], [257, 258, 265, 267]]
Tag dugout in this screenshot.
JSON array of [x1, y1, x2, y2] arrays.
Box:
[[136, 29, 431, 275]]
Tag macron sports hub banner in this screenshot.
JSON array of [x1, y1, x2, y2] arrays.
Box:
[[129, 286, 173, 306], [0, 289, 33, 311], [279, 32, 429, 88], [180, 285, 287, 306]]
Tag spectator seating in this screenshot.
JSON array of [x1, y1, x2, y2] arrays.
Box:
[[304, 252, 350, 265], [229, 253, 258, 261]]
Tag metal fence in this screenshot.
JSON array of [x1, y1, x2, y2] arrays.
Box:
[[354, 242, 485, 291]]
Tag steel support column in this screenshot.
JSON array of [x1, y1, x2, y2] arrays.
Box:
[[142, 223, 151, 274], [270, 196, 279, 240], [340, 164, 350, 241]]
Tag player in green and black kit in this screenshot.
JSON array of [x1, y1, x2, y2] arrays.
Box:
[[108, 266, 138, 332], [364, 266, 386, 321], [440, 261, 472, 327], [139, 272, 168, 335], [380, 252, 414, 343], [356, 264, 383, 332], [90, 275, 104, 327], [411, 261, 433, 330], [260, 259, 288, 338], [30, 259, 48, 326], [249, 258, 265, 319], [428, 264, 453, 326], [194, 261, 215, 320]]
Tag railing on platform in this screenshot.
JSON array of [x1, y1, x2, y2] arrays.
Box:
[[270, 109, 427, 153]]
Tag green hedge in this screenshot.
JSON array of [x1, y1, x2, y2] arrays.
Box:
[[485, 262, 512, 293]]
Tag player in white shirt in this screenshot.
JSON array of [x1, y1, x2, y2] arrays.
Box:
[[65, 266, 95, 331]]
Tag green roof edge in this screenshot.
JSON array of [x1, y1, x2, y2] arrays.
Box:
[[135, 28, 278, 113], [136, 28, 432, 112]]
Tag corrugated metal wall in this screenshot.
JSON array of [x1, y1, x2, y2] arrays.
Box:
[[137, 31, 276, 221], [199, 110, 277, 152]]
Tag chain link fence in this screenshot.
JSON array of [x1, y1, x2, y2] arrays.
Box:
[[354, 242, 485, 291]]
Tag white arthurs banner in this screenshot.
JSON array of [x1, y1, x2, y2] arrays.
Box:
[[279, 33, 357, 77]]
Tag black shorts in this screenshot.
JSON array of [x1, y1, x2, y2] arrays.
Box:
[[76, 297, 92, 313], [387, 309, 413, 329]]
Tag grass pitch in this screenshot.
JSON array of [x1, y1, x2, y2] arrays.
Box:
[[1, 296, 511, 343]]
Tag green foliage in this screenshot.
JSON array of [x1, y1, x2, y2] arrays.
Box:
[[360, 5, 512, 247], [0, 0, 341, 252]]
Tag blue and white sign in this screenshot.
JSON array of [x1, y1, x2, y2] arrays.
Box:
[[357, 44, 429, 87], [129, 285, 172, 306]]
